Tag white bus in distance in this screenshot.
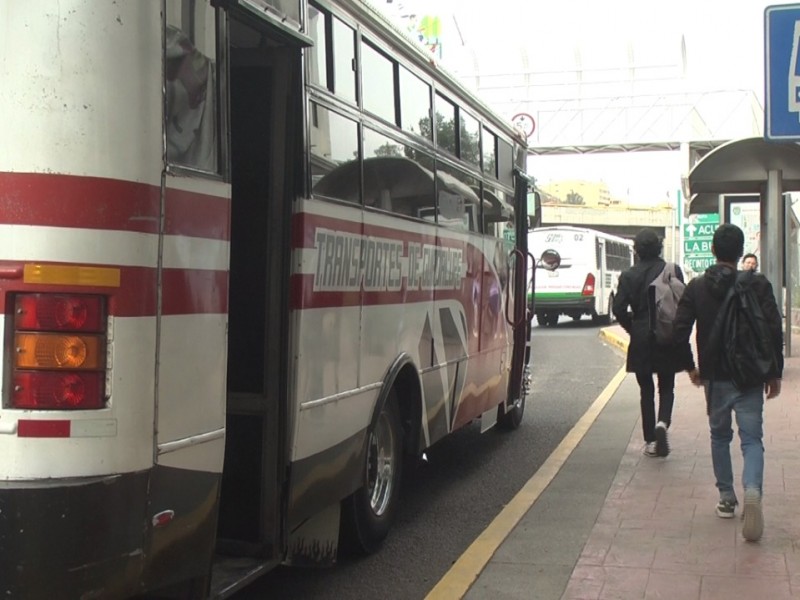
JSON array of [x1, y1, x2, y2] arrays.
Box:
[[529, 226, 634, 326]]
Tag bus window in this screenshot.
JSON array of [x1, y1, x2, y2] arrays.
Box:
[[459, 110, 480, 166], [483, 183, 514, 240], [332, 17, 356, 104], [482, 128, 497, 177], [434, 92, 457, 155], [308, 4, 329, 89], [310, 103, 360, 204], [362, 127, 434, 216], [399, 66, 432, 139], [361, 40, 397, 124], [164, 1, 218, 173], [497, 138, 513, 186], [435, 162, 481, 232]]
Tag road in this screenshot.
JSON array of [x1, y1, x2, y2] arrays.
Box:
[[234, 316, 625, 599]]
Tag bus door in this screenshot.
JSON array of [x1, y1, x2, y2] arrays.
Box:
[[214, 5, 306, 569], [596, 237, 608, 315], [503, 171, 534, 421]]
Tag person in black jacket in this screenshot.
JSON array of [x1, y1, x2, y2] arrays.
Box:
[[673, 223, 782, 542], [613, 228, 695, 458]]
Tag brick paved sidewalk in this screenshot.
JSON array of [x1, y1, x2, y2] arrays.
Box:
[[562, 326, 800, 600]]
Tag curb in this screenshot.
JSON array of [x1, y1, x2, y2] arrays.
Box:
[[599, 327, 629, 354]]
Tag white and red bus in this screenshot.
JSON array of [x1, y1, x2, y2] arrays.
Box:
[[0, 1, 538, 597]]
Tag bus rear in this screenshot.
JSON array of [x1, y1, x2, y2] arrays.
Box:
[[0, 2, 221, 597], [529, 227, 599, 326]]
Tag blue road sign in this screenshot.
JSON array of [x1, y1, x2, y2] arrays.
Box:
[[766, 4, 800, 140]]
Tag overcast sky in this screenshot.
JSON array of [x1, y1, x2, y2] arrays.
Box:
[[380, 0, 777, 205]]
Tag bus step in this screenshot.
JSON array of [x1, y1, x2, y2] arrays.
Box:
[[210, 555, 280, 598]]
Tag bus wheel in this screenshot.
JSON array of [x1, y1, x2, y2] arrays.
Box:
[[497, 392, 526, 430], [546, 313, 559, 327], [341, 392, 403, 554], [535, 313, 546, 326]]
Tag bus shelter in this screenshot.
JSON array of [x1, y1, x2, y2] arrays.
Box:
[[687, 137, 800, 355]]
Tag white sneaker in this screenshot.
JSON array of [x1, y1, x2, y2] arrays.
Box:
[[654, 421, 670, 457], [642, 441, 658, 457], [742, 488, 763, 542]]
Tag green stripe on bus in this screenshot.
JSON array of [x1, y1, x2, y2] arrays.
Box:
[[532, 292, 585, 301]]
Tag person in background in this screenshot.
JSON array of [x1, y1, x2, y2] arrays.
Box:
[[613, 228, 695, 458], [673, 224, 782, 542], [742, 253, 758, 271]]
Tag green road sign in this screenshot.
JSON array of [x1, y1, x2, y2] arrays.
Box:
[[683, 213, 720, 272]]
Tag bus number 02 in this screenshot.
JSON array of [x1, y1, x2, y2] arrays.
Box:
[[573, 233, 583, 241]]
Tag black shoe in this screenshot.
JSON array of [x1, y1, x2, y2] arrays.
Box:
[[654, 421, 669, 457]]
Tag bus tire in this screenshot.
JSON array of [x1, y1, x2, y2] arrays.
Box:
[[546, 313, 559, 327], [497, 392, 525, 430], [341, 391, 403, 555]]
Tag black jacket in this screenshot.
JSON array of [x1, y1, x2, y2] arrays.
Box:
[[612, 257, 695, 374], [672, 263, 783, 381]]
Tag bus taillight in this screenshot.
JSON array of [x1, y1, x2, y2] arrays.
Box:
[[581, 273, 595, 296], [11, 294, 106, 410]]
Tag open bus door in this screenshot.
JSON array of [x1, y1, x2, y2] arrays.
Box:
[[209, 4, 309, 596], [499, 172, 539, 429]]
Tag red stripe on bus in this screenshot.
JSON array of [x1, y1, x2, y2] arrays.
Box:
[[0, 173, 230, 240], [0, 262, 226, 317], [0, 173, 161, 234], [161, 268, 229, 315], [18, 420, 71, 438], [165, 187, 231, 240]]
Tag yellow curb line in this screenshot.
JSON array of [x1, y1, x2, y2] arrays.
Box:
[[598, 327, 629, 354], [424, 364, 629, 600]]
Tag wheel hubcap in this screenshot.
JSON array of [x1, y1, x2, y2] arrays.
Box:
[[367, 411, 396, 517]]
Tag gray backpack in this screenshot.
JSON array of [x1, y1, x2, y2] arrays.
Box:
[[648, 262, 685, 346]]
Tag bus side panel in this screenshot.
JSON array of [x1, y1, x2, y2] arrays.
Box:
[[451, 236, 511, 430]]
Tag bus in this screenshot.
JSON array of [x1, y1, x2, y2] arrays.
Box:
[[0, 1, 540, 597], [529, 226, 633, 327]]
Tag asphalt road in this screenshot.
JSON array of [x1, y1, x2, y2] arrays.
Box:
[[234, 316, 624, 600]]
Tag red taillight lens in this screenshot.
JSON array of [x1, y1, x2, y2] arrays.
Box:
[[12, 372, 104, 410], [15, 294, 104, 332], [582, 273, 595, 296], [10, 293, 106, 410]]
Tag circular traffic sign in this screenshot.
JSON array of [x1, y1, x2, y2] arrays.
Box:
[[512, 113, 535, 138]]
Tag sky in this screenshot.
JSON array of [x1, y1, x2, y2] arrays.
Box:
[[379, 0, 778, 205]]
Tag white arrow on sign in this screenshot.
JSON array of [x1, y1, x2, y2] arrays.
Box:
[[685, 224, 697, 237]]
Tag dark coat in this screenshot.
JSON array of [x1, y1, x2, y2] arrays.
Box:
[[672, 263, 783, 381], [612, 257, 695, 374]]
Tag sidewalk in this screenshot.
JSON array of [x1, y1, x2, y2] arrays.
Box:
[[467, 325, 800, 600]]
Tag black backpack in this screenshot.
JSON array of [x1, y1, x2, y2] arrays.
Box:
[[706, 270, 780, 390]]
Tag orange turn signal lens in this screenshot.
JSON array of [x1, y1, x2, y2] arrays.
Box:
[[15, 333, 105, 370]]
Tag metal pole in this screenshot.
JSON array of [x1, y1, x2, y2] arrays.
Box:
[[765, 170, 784, 310], [785, 194, 792, 357]]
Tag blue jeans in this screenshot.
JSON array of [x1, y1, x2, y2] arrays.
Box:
[[705, 380, 764, 502]]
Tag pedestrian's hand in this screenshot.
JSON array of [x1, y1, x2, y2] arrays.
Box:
[[687, 368, 701, 386], [765, 378, 781, 399]]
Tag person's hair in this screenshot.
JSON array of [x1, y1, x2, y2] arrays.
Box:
[[633, 228, 662, 259], [742, 253, 758, 264], [712, 224, 744, 262]]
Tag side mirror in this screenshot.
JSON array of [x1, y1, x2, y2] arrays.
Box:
[[527, 191, 542, 230], [537, 249, 561, 271]]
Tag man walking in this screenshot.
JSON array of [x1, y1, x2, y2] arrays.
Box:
[[673, 224, 782, 542], [613, 228, 694, 458]]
